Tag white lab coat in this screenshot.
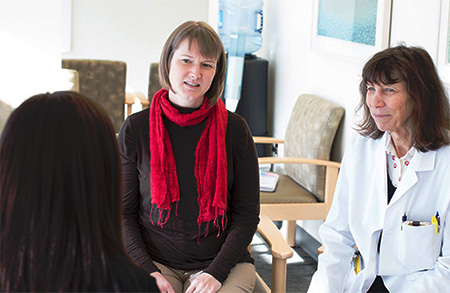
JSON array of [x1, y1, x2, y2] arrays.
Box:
[[308, 132, 450, 293]]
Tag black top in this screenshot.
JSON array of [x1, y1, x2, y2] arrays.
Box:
[[387, 172, 396, 204], [118, 105, 260, 284]]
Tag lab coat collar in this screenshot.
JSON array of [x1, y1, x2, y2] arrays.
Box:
[[380, 132, 436, 204], [380, 132, 435, 172], [407, 147, 435, 172]]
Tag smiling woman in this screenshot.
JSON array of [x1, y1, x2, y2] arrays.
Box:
[[308, 45, 450, 292], [118, 21, 260, 293]]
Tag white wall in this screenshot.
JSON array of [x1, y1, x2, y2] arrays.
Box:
[[253, 0, 364, 240], [0, 0, 63, 108], [390, 0, 441, 61], [63, 0, 209, 96], [258, 0, 372, 163]]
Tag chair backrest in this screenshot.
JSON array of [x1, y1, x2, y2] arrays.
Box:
[[62, 59, 127, 132], [284, 94, 344, 202], [0, 99, 13, 135], [148, 62, 161, 104]]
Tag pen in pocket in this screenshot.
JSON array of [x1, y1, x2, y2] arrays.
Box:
[[431, 216, 438, 235], [432, 211, 440, 234], [401, 213, 407, 231], [352, 249, 361, 274]]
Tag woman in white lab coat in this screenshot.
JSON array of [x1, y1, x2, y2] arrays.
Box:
[[308, 45, 450, 292]]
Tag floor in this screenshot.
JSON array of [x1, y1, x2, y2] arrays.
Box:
[[251, 233, 317, 293]]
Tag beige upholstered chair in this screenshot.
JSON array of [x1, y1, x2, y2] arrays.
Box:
[[62, 59, 127, 132], [254, 94, 344, 247]]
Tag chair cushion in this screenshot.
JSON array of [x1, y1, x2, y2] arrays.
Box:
[[260, 173, 318, 204]]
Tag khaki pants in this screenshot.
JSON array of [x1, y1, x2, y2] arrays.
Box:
[[154, 261, 256, 293]]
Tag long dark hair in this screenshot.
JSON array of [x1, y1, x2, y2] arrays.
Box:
[[356, 45, 450, 151], [1, 92, 145, 291]]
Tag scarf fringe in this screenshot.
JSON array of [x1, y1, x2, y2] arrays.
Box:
[[150, 202, 180, 228]]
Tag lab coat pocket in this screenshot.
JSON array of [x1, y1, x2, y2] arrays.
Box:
[[398, 221, 440, 270]]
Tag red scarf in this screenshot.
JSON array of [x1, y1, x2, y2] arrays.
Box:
[[149, 89, 228, 233]]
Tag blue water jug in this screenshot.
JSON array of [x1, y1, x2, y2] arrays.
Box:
[[218, 0, 263, 54]]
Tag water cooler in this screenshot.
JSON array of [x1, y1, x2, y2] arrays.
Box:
[[219, 0, 269, 156]]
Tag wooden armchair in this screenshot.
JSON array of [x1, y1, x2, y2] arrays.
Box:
[[255, 94, 344, 247]]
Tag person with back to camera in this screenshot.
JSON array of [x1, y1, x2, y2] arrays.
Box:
[[308, 45, 450, 292], [117, 20, 260, 293], [0, 91, 159, 292]]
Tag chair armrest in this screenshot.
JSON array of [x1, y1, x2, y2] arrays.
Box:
[[134, 92, 150, 109], [258, 156, 340, 169], [258, 213, 294, 260], [257, 213, 293, 293], [253, 136, 284, 144], [125, 92, 136, 116], [125, 92, 136, 106]]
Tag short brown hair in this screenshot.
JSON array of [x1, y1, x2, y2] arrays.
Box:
[[159, 21, 226, 106], [356, 45, 450, 152]]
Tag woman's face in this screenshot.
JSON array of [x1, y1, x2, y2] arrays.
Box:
[[366, 81, 413, 138], [168, 39, 217, 108]]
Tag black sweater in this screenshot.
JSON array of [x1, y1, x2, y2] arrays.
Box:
[[118, 105, 260, 284]]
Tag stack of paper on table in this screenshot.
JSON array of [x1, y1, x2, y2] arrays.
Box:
[[260, 171, 279, 192]]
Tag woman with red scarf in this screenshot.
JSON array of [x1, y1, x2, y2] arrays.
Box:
[[118, 21, 260, 293]]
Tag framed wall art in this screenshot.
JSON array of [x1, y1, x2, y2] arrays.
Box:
[[311, 0, 392, 61]]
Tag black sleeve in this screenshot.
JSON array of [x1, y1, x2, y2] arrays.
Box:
[[118, 114, 159, 275], [203, 113, 260, 283]]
